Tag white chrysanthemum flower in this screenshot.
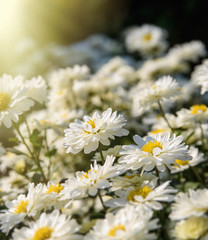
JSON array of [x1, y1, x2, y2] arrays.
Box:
[[169, 188, 208, 221], [192, 59, 208, 94], [25, 76, 47, 104], [125, 24, 168, 57], [0, 183, 44, 235], [119, 132, 192, 172], [131, 76, 181, 116], [61, 156, 125, 198], [171, 146, 205, 173], [63, 108, 129, 154], [12, 210, 82, 240], [85, 204, 158, 240], [42, 182, 68, 210], [177, 104, 208, 127], [173, 217, 208, 240], [110, 171, 156, 191], [105, 179, 176, 210], [168, 40, 206, 63], [0, 74, 35, 128]]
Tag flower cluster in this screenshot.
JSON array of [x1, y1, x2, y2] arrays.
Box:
[[1, 23, 208, 240]]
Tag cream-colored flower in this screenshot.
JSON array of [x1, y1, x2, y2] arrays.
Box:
[[173, 217, 208, 240], [64, 108, 129, 154]]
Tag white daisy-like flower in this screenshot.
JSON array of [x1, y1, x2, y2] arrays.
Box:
[[168, 40, 206, 63], [124, 24, 168, 57], [63, 108, 129, 154], [192, 59, 208, 94], [42, 182, 68, 210], [172, 217, 208, 240], [12, 210, 82, 240], [61, 155, 125, 198], [119, 132, 192, 172], [0, 74, 35, 128], [131, 75, 181, 116], [171, 146, 205, 173], [0, 183, 44, 235], [85, 204, 158, 240], [169, 188, 208, 221], [177, 104, 208, 127], [105, 179, 176, 211]]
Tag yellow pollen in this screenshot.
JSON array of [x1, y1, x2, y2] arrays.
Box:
[[0, 92, 11, 111], [143, 33, 152, 42], [175, 159, 189, 167], [152, 85, 157, 89], [191, 104, 207, 114], [150, 129, 165, 134], [46, 184, 64, 194], [33, 226, 53, 240], [14, 200, 29, 214], [61, 113, 67, 119], [127, 186, 152, 201], [57, 90, 63, 96], [40, 120, 46, 124], [108, 225, 126, 237], [81, 169, 97, 179], [141, 140, 163, 155], [87, 119, 96, 128]]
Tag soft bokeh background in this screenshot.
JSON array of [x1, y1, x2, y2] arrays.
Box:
[[0, 0, 207, 76]]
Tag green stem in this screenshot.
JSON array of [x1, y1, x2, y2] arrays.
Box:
[[157, 100, 175, 133], [13, 123, 47, 183], [99, 143, 105, 164], [97, 190, 107, 211], [155, 167, 160, 185], [191, 167, 204, 184], [199, 122, 206, 145]]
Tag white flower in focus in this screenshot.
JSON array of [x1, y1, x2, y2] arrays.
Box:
[[61, 156, 125, 198], [105, 179, 176, 211], [64, 108, 129, 154], [171, 146, 205, 173], [173, 217, 208, 240], [169, 188, 208, 221], [119, 132, 192, 172], [85, 204, 158, 240], [125, 24, 168, 57], [0, 74, 35, 128], [192, 59, 208, 94], [12, 210, 82, 240], [0, 183, 44, 235], [131, 76, 181, 116]]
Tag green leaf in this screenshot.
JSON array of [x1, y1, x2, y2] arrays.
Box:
[[29, 129, 43, 147], [45, 148, 57, 158], [8, 137, 20, 143]]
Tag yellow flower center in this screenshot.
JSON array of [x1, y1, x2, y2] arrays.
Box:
[[143, 33, 152, 42], [0, 92, 11, 111], [57, 90, 63, 96], [108, 225, 126, 237], [141, 140, 163, 155], [33, 226, 53, 240], [150, 129, 165, 134], [81, 169, 97, 179], [14, 200, 29, 214], [127, 186, 152, 201], [152, 85, 157, 89], [87, 119, 96, 128], [175, 159, 189, 167], [191, 104, 207, 114], [46, 183, 64, 194]]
